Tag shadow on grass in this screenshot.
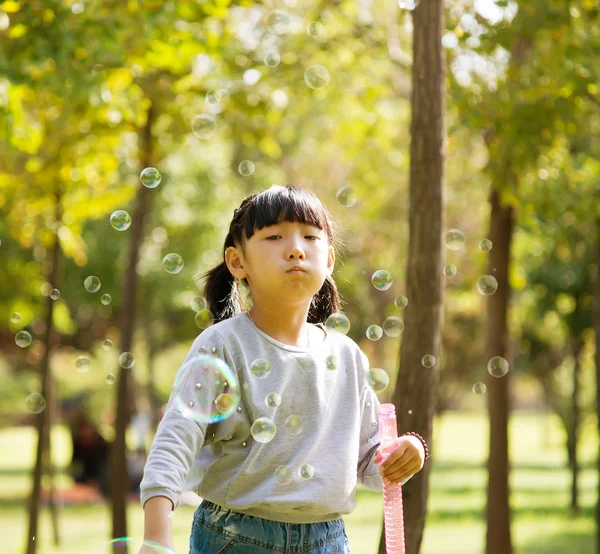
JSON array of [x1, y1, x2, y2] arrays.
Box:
[[520, 527, 593, 554]]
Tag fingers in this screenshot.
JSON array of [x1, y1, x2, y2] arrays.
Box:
[[383, 460, 421, 485]]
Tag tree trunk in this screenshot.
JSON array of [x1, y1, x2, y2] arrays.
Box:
[[25, 193, 62, 554], [594, 217, 600, 554], [111, 104, 154, 550], [380, 0, 446, 551], [485, 187, 514, 554], [143, 312, 162, 436], [42, 372, 60, 546], [568, 335, 584, 515]]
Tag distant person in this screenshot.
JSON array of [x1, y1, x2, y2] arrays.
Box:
[[138, 186, 430, 553], [70, 414, 110, 496]]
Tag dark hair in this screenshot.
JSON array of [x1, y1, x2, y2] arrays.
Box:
[[202, 185, 344, 324]]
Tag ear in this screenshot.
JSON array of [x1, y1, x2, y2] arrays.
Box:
[[225, 246, 247, 279], [326, 245, 335, 277]]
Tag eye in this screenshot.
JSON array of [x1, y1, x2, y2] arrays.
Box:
[[266, 235, 281, 240], [305, 236, 319, 240]]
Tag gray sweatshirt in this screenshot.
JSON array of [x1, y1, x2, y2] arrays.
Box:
[[140, 312, 392, 524]]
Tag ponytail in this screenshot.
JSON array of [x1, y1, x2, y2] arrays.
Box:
[[203, 260, 242, 324], [308, 275, 343, 324]]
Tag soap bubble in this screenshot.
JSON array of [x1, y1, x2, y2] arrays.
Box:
[[336, 186, 357, 207], [325, 354, 338, 370], [478, 239, 493, 252], [366, 325, 383, 341], [472, 382, 487, 395], [251, 417, 277, 443], [191, 296, 208, 312], [238, 160, 255, 176], [99, 537, 175, 553], [307, 22, 324, 36], [477, 275, 498, 296], [192, 114, 216, 139], [173, 354, 240, 424], [106, 374, 116, 385], [372, 270, 393, 291], [205, 90, 222, 104], [102, 339, 113, 350], [366, 368, 390, 393], [11, 312, 21, 323], [76, 356, 91, 372], [298, 463, 315, 480], [119, 352, 135, 369], [383, 316, 404, 337], [101, 294, 112, 305], [265, 10, 290, 35], [84, 276, 101, 293], [110, 210, 131, 231], [487, 356, 509, 378], [195, 309, 215, 329], [264, 52, 281, 67], [250, 358, 272, 378], [163, 253, 184, 274], [265, 392, 281, 408], [140, 167, 161, 188], [325, 312, 351, 335], [274, 465, 293, 485], [16, 331, 32, 348], [284, 414, 304, 435], [445, 229, 465, 250], [25, 393, 46, 414], [50, 289, 60, 300], [422, 354, 436, 368], [443, 264, 457, 277], [304, 65, 330, 89], [394, 295, 408, 309]]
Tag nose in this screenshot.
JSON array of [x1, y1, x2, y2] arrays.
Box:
[[287, 235, 306, 260]]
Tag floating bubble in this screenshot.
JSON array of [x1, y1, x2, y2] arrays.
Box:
[[422, 354, 436, 368], [119, 352, 135, 369], [265, 10, 290, 35], [325, 312, 351, 335], [445, 229, 465, 251], [443, 264, 457, 277], [173, 354, 240, 424], [251, 417, 277, 443], [264, 52, 281, 67], [394, 295, 408, 309], [325, 354, 338, 370], [307, 22, 324, 37], [49, 288, 60, 300], [106, 374, 116, 385], [84, 276, 101, 293], [336, 186, 357, 207], [478, 239, 493, 252], [304, 65, 330, 89], [195, 309, 215, 329], [238, 160, 255, 176], [284, 414, 304, 435], [274, 465, 293, 485], [265, 392, 281, 408], [101, 294, 112, 305], [191, 296, 208, 312], [205, 90, 222, 104], [191, 114, 216, 139], [372, 270, 393, 291], [102, 339, 113, 350], [366, 325, 383, 341], [11, 312, 21, 323], [398, 0, 419, 10], [298, 463, 315, 480], [383, 316, 404, 337], [76, 355, 91, 372], [110, 210, 132, 231], [25, 393, 46, 414], [140, 167, 162, 188], [472, 382, 487, 395], [477, 275, 498, 296], [366, 368, 390, 393], [250, 358, 272, 379], [100, 538, 175, 553], [487, 356, 509, 378], [163, 253, 184, 274], [16, 330, 32, 348]]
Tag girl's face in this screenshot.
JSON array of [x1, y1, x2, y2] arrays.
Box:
[[226, 220, 335, 308]]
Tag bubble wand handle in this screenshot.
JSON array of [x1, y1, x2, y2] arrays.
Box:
[[378, 403, 405, 554]]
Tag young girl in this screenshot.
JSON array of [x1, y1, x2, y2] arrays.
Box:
[[139, 185, 428, 554]]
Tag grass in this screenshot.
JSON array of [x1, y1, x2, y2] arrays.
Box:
[[1, 410, 597, 554]]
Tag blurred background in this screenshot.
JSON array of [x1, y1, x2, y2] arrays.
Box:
[[1, 0, 599, 553]]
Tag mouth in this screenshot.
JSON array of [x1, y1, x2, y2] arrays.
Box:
[[287, 268, 307, 273]]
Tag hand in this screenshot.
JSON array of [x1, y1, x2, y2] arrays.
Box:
[[139, 540, 175, 554], [374, 435, 426, 486]]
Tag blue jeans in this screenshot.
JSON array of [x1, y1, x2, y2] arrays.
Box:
[[189, 500, 352, 554]]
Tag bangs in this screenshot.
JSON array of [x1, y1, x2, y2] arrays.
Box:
[[242, 185, 332, 241]]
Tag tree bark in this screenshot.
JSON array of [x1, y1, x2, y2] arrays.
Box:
[[111, 104, 154, 550], [485, 187, 514, 554], [594, 218, 600, 554], [568, 335, 584, 515], [25, 193, 62, 554], [379, 0, 446, 551]]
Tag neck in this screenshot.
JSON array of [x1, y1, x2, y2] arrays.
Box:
[[247, 306, 310, 348]]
